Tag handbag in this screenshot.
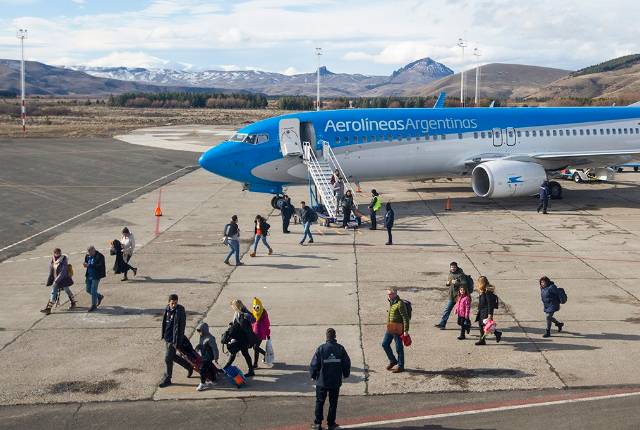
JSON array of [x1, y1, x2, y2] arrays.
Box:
[[264, 338, 274, 366], [386, 322, 403, 336], [400, 333, 412, 347]]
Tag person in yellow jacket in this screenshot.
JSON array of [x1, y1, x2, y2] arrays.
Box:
[[369, 189, 382, 230], [382, 288, 409, 373]]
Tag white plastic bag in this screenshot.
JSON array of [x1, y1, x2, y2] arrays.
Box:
[[264, 338, 274, 366]]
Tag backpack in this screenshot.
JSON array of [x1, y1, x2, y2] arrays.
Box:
[[492, 294, 499, 310], [557, 288, 568, 304], [67, 263, 74, 278], [309, 209, 318, 222], [465, 275, 474, 293], [401, 299, 412, 320]]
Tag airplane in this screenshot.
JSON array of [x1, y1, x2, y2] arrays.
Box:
[[199, 101, 640, 209]]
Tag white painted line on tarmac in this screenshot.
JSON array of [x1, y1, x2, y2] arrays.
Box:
[[0, 166, 195, 255], [342, 390, 640, 428]]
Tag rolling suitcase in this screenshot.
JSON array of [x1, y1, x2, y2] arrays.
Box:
[[224, 365, 246, 388]]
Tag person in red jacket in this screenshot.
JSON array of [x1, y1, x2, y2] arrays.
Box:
[[251, 297, 271, 368], [454, 285, 471, 340]]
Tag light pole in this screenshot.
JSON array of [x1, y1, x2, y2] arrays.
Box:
[[17, 29, 27, 135], [457, 38, 467, 107], [315, 47, 322, 111], [473, 47, 481, 107]]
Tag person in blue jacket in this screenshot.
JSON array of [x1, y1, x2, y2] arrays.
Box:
[[537, 181, 550, 214], [540, 276, 564, 337], [309, 328, 351, 430]]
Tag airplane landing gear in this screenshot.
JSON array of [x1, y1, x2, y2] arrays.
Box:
[[270, 194, 285, 210], [549, 181, 563, 200]]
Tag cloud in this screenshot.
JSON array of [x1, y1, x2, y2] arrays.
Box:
[[71, 0, 86, 4], [83, 51, 172, 68], [281, 66, 298, 75]]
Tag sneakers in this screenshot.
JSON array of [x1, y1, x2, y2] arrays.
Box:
[[328, 425, 342, 430], [224, 260, 231, 265], [159, 379, 172, 388], [97, 294, 104, 307], [392, 367, 404, 373], [87, 305, 97, 313], [310, 424, 321, 430], [557, 322, 564, 332], [196, 383, 207, 391], [543, 331, 551, 338], [434, 323, 446, 330], [457, 335, 465, 340], [386, 361, 398, 371], [308, 239, 314, 243]]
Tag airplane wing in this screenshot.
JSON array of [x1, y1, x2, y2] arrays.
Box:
[[464, 150, 640, 171]]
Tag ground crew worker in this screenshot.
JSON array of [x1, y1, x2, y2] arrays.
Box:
[[369, 189, 381, 230], [537, 180, 550, 214], [310, 328, 351, 430]]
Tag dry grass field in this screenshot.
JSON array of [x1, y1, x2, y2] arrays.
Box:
[[0, 100, 286, 138]]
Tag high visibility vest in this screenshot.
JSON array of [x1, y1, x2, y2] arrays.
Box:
[[373, 196, 382, 212]]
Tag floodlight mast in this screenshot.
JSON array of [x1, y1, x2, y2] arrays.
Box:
[[17, 29, 27, 135], [315, 47, 322, 111], [457, 38, 467, 107], [473, 47, 481, 107]]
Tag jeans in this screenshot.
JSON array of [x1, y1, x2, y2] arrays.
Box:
[[537, 198, 549, 213], [253, 234, 272, 252], [370, 209, 377, 229], [315, 386, 340, 426], [438, 298, 455, 326], [50, 285, 73, 303], [301, 221, 314, 243], [546, 312, 560, 332], [85, 277, 101, 307], [224, 239, 241, 265], [164, 341, 192, 381], [386, 227, 393, 244], [381, 331, 404, 368], [342, 207, 352, 227]]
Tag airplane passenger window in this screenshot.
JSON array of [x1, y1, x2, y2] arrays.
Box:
[[441, 134, 446, 140], [474, 132, 479, 139], [335, 136, 340, 145], [532, 131, 536, 137], [353, 135, 358, 144], [612, 129, 617, 135], [387, 134, 392, 141], [573, 130, 577, 136], [525, 131, 530, 137], [618, 128, 622, 134], [552, 130, 557, 136], [600, 129, 604, 135], [566, 130, 570, 135], [433, 135, 438, 141], [579, 130, 584, 136], [586, 130, 590, 135], [593, 129, 597, 135], [458, 133, 463, 139], [546, 130, 551, 136], [362, 136, 367, 143], [370, 136, 375, 142], [344, 136, 350, 143], [636, 128, 640, 134], [480, 132, 485, 138], [607, 129, 611, 134], [559, 130, 563, 136], [624, 128, 628, 134], [488, 131, 493, 138], [517, 131, 522, 137]]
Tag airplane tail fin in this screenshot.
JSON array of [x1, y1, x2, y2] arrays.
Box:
[[433, 92, 446, 108]]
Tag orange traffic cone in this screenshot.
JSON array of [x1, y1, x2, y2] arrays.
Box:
[[445, 197, 452, 211], [155, 189, 163, 217]]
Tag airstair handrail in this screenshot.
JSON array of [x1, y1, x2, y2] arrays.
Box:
[[320, 140, 360, 206]]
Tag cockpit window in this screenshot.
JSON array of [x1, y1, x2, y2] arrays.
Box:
[[229, 133, 269, 144]]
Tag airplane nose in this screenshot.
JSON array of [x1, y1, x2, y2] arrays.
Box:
[[199, 141, 243, 180]]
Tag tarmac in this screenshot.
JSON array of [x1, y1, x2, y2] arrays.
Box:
[[2, 130, 640, 410]]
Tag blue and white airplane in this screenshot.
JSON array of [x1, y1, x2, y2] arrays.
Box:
[[199, 103, 640, 203]]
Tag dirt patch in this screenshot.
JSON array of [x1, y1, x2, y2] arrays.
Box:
[[624, 317, 640, 324], [48, 379, 120, 395], [420, 271, 442, 276], [395, 286, 427, 293], [113, 368, 144, 375], [600, 295, 637, 305]]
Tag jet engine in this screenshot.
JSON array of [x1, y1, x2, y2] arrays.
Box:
[[471, 160, 547, 198]]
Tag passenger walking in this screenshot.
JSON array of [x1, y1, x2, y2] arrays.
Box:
[[537, 180, 550, 214], [41, 248, 77, 314], [250, 215, 273, 257], [384, 202, 394, 245], [251, 297, 271, 368], [222, 299, 257, 377], [454, 286, 472, 340], [281, 195, 294, 233], [475, 276, 502, 345], [83, 246, 106, 312], [342, 190, 354, 229], [382, 288, 409, 373], [368, 189, 381, 230], [159, 293, 193, 387], [223, 215, 243, 266], [435, 262, 469, 329], [310, 328, 351, 430], [299, 201, 315, 245], [195, 322, 219, 391], [333, 174, 345, 209], [111, 239, 136, 281], [121, 227, 138, 280], [540, 276, 564, 337]]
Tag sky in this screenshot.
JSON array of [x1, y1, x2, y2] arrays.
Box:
[[0, 0, 638, 76]]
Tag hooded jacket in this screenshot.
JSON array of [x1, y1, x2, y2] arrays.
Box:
[[110, 240, 128, 274], [454, 293, 471, 319], [541, 282, 561, 313], [196, 322, 219, 363], [46, 255, 74, 288], [251, 297, 271, 341]]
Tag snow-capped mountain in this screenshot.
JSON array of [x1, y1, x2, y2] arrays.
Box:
[[65, 58, 454, 97]]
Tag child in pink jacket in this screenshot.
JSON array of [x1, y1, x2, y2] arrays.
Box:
[[454, 286, 471, 340], [251, 297, 271, 368]]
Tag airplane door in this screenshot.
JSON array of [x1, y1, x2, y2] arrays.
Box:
[[279, 118, 303, 156], [492, 128, 503, 147], [505, 127, 516, 146]]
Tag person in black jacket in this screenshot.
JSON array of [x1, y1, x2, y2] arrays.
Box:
[[250, 215, 273, 257], [281, 195, 294, 233], [540, 276, 564, 337], [299, 201, 315, 245], [537, 181, 550, 214], [475, 276, 502, 345], [110, 239, 137, 281], [159, 293, 193, 387], [222, 299, 257, 377], [342, 190, 354, 229], [310, 328, 351, 430], [83, 246, 106, 312], [384, 202, 395, 245]]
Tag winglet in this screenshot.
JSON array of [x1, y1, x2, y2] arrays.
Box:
[[489, 100, 496, 108], [433, 92, 446, 108]]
